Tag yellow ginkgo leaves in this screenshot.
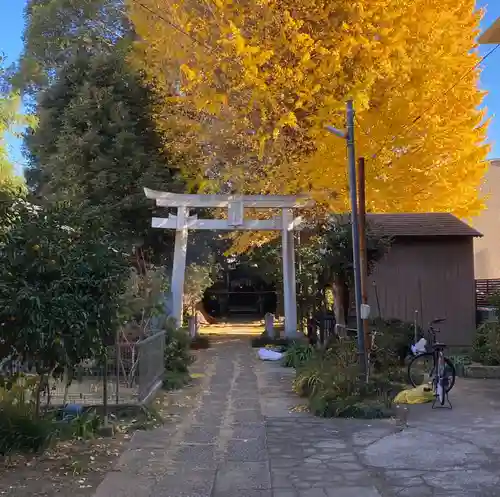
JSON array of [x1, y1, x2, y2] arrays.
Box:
[[128, 0, 489, 232]]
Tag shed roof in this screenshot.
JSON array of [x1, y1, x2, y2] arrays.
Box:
[[367, 213, 482, 238], [478, 17, 500, 44]]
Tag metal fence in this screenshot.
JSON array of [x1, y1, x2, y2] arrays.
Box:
[[306, 313, 337, 345], [39, 330, 166, 407], [137, 331, 166, 404]]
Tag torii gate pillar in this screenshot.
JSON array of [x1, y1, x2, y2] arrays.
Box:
[[281, 208, 297, 336], [171, 206, 188, 328], [145, 189, 313, 337]]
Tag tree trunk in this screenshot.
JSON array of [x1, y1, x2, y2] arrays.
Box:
[[35, 373, 47, 418], [62, 367, 74, 406], [276, 285, 284, 318], [63, 368, 70, 405], [343, 282, 350, 325], [333, 275, 346, 327], [333, 275, 350, 329]]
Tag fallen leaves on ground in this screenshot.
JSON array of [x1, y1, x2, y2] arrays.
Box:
[[0, 435, 126, 497], [0, 392, 179, 496]]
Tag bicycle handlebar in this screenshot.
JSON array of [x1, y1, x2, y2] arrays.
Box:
[[429, 317, 446, 326]]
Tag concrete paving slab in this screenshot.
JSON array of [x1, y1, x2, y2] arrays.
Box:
[[225, 438, 268, 462], [216, 491, 272, 497], [214, 462, 272, 492], [93, 472, 156, 497], [152, 468, 215, 497], [362, 428, 488, 470], [325, 487, 382, 497]]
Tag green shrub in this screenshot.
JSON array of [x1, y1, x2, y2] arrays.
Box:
[[293, 340, 359, 397], [370, 318, 418, 368], [473, 322, 500, 365], [164, 319, 195, 373], [488, 292, 500, 315], [0, 376, 55, 454], [0, 377, 105, 455], [54, 410, 102, 440], [0, 374, 38, 405], [292, 339, 396, 419], [309, 394, 393, 419], [162, 371, 191, 391], [66, 412, 101, 439], [448, 354, 472, 377], [448, 354, 472, 367], [0, 404, 55, 455], [282, 342, 314, 368]]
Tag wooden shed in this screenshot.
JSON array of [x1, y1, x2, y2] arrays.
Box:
[[366, 213, 481, 346]]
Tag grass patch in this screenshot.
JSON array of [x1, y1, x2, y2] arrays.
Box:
[[282, 342, 314, 368], [0, 406, 55, 455]]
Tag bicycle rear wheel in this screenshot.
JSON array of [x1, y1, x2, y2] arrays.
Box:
[[407, 353, 456, 392]]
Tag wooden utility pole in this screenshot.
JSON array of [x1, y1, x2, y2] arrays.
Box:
[[357, 157, 370, 360]]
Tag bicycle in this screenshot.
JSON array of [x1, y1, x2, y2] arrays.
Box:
[[407, 318, 456, 406]]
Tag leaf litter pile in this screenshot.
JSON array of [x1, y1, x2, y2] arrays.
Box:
[[0, 389, 186, 497], [0, 434, 126, 497]]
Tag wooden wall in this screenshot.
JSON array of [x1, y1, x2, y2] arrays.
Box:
[[368, 237, 476, 346]]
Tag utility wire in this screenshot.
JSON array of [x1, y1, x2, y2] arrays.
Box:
[[135, 0, 215, 53], [351, 9, 467, 153], [376, 43, 500, 187], [367, 43, 500, 161], [354, 42, 500, 196]]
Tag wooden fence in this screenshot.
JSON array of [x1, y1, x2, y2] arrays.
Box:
[[476, 279, 500, 307]]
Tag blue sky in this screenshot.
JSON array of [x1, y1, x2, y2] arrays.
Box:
[[1, 0, 25, 175], [1, 1, 500, 176]]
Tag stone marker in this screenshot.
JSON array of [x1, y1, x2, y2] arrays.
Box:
[[188, 315, 198, 339], [265, 313, 275, 338]]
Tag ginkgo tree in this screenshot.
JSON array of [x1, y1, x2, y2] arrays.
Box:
[[129, 0, 489, 226], [0, 56, 31, 233], [0, 91, 25, 205]]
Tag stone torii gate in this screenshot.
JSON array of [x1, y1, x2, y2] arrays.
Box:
[[144, 188, 313, 338]]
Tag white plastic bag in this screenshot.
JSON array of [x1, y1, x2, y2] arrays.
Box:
[[411, 338, 427, 356], [258, 348, 284, 361]]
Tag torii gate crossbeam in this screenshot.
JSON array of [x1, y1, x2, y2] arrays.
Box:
[[145, 188, 314, 337]]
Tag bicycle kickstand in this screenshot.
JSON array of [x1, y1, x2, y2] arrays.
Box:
[[432, 391, 452, 410]]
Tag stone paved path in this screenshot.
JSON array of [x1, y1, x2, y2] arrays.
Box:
[[93, 338, 500, 497]]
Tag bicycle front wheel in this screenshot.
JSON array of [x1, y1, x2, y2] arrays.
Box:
[[407, 353, 456, 392]]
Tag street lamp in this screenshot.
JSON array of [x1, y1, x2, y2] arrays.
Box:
[[325, 100, 367, 376], [479, 17, 500, 44]]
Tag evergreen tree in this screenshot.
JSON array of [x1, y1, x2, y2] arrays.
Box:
[[15, 0, 129, 94], [25, 49, 183, 251]]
